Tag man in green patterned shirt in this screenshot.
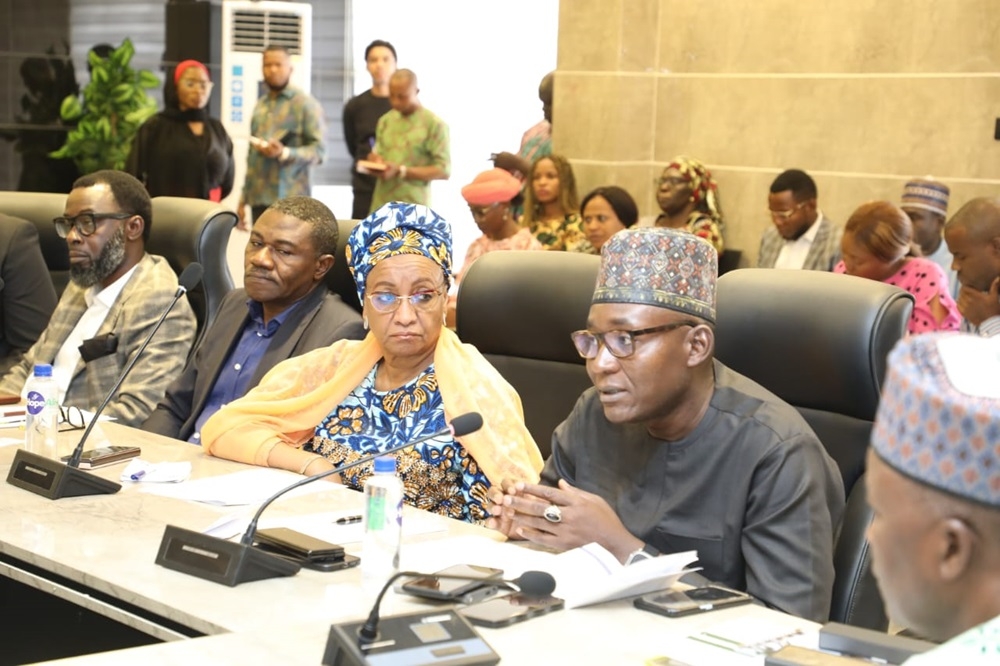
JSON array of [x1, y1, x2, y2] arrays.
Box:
[[367, 69, 450, 213], [238, 45, 325, 230]]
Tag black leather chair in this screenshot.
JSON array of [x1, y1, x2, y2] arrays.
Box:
[[0, 191, 71, 294], [148, 197, 238, 346], [455, 251, 600, 458], [326, 218, 362, 313], [715, 268, 913, 630]]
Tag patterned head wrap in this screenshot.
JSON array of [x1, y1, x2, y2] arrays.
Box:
[[901, 177, 950, 217], [593, 227, 718, 323], [872, 333, 1000, 508], [346, 202, 453, 304], [667, 156, 724, 226]]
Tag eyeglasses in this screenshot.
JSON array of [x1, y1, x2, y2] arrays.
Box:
[[655, 176, 688, 189], [768, 202, 806, 221], [53, 213, 132, 238], [58, 405, 86, 432], [571, 321, 698, 359], [469, 202, 501, 217], [179, 79, 213, 91], [367, 287, 445, 313]]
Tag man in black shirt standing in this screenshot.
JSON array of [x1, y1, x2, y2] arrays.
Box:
[[342, 40, 397, 219]]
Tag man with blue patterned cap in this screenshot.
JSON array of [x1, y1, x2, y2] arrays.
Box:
[[866, 333, 1000, 661], [489, 227, 844, 621]]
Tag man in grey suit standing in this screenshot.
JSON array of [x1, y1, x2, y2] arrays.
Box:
[[142, 196, 365, 443], [757, 169, 842, 271]]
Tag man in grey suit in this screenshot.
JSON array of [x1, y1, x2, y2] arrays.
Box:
[[0, 170, 196, 426], [142, 196, 365, 443], [757, 169, 842, 271]]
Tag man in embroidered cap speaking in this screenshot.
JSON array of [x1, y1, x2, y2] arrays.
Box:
[[488, 227, 844, 621], [866, 333, 1000, 660]]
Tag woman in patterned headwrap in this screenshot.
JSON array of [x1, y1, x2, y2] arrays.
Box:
[[202, 202, 543, 523], [654, 155, 725, 254]]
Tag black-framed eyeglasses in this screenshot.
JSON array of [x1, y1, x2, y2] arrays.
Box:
[[768, 202, 806, 221], [571, 321, 699, 359], [59, 405, 86, 432], [367, 287, 445, 313], [53, 213, 132, 238]]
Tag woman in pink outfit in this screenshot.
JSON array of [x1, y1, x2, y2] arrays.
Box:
[[834, 201, 959, 334]]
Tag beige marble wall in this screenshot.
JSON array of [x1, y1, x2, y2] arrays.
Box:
[[554, 0, 1000, 264]]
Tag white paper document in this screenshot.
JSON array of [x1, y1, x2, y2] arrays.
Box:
[[399, 536, 698, 609], [202, 509, 448, 544], [140, 468, 333, 506]]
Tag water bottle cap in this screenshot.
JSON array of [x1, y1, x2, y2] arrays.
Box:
[[33, 364, 53, 377], [373, 456, 396, 473]]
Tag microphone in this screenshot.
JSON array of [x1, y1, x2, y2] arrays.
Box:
[[322, 568, 552, 665], [360, 570, 555, 641], [155, 412, 484, 587], [6, 263, 204, 500]]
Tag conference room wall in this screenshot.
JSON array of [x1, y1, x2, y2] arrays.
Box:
[[554, 0, 1000, 266]]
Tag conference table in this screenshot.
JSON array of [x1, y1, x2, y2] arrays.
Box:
[[0, 424, 820, 665]]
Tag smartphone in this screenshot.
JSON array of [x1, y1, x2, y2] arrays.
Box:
[[254, 527, 345, 561], [460, 594, 564, 628], [634, 585, 753, 618], [61, 445, 140, 469], [401, 564, 504, 604]]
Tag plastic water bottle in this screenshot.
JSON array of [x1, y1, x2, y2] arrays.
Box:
[[362, 455, 404, 584], [24, 364, 59, 459]]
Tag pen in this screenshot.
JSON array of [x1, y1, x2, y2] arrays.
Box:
[[336, 515, 362, 525], [130, 470, 146, 482]]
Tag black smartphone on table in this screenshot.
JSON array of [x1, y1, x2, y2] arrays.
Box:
[[400, 564, 505, 604], [253, 527, 359, 572], [460, 593, 565, 628], [634, 585, 753, 618]]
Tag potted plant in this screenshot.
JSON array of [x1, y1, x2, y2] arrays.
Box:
[[50, 38, 160, 174]]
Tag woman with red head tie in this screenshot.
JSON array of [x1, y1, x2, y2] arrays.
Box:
[[126, 59, 234, 202]]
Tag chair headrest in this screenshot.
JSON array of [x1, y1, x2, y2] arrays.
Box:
[[456, 251, 600, 363], [715, 269, 913, 421], [326, 218, 362, 313]]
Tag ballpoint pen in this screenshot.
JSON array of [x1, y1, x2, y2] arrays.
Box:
[[336, 515, 362, 525], [130, 470, 146, 482]]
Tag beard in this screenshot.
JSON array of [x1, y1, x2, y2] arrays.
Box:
[[70, 224, 127, 288]]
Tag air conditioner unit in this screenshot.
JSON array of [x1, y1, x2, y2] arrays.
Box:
[[219, 0, 312, 206]]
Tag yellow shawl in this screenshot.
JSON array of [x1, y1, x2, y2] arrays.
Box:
[[200, 327, 543, 485]]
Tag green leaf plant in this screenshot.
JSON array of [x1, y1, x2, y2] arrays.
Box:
[[50, 39, 160, 174]]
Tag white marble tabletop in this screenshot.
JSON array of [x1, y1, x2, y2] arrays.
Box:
[[1, 424, 820, 665]]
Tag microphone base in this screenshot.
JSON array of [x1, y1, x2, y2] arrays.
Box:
[[323, 609, 499, 666], [6, 449, 121, 499], [155, 525, 301, 587]]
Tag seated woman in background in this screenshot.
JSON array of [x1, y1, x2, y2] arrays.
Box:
[[126, 59, 234, 202], [201, 202, 543, 523], [835, 201, 959, 334], [521, 154, 588, 252], [580, 186, 639, 253], [654, 156, 725, 254], [448, 168, 542, 324]]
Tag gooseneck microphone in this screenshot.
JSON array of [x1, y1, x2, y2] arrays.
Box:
[[67, 262, 204, 468], [6, 263, 204, 500], [155, 412, 484, 586], [239, 411, 484, 548], [359, 570, 556, 642]]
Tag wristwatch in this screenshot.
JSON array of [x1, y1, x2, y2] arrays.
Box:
[[625, 542, 660, 566], [399, 165, 408, 179]]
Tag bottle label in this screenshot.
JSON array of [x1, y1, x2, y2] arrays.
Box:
[[367, 493, 386, 530], [26, 391, 46, 416]]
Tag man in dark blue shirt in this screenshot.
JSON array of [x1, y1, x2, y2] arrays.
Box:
[[142, 196, 365, 442]]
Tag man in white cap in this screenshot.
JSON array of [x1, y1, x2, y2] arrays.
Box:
[[866, 333, 1000, 661], [901, 177, 957, 298]]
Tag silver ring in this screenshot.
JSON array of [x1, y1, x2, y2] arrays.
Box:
[[543, 504, 562, 523]]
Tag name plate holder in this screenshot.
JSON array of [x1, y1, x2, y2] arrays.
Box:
[[6, 449, 121, 500]]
